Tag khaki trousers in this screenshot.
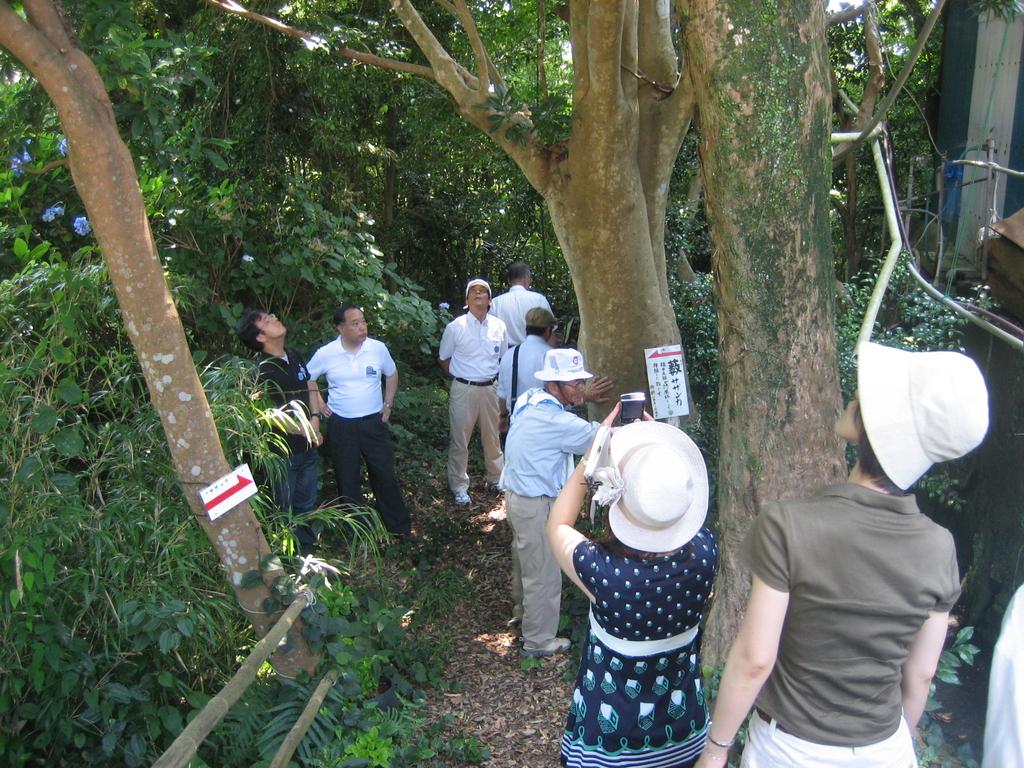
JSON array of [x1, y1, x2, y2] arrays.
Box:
[[447, 379, 503, 493], [505, 492, 562, 652]]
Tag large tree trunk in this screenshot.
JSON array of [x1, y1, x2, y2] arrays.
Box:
[[544, 1, 692, 393], [0, 1, 316, 676], [686, 0, 847, 662]]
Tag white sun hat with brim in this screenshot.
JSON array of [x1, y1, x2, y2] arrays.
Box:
[[590, 421, 709, 553], [857, 341, 989, 490], [535, 348, 594, 383]]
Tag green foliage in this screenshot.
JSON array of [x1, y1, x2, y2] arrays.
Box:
[[917, 627, 982, 768], [0, 251, 248, 766], [670, 272, 720, 481]]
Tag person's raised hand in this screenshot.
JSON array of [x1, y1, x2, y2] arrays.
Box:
[[584, 376, 613, 404]]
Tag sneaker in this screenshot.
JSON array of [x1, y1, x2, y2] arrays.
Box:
[[506, 616, 522, 629], [485, 481, 502, 493], [452, 490, 471, 506], [521, 637, 571, 658]]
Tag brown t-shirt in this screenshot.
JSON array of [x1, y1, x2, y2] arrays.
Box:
[[741, 483, 960, 747]]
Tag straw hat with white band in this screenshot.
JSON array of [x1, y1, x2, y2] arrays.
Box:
[[589, 421, 708, 553]]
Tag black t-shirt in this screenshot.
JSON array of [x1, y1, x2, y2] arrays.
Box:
[[258, 346, 314, 455]]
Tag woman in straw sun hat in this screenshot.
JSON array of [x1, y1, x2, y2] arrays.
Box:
[[548, 409, 718, 767], [696, 341, 989, 768]]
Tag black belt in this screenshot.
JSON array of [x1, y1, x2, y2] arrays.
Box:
[[330, 412, 382, 421], [755, 707, 792, 735], [453, 376, 496, 387]]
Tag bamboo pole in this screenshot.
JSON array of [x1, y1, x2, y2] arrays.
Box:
[[152, 595, 310, 768], [268, 668, 341, 768]]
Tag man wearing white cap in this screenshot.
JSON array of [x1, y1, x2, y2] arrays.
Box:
[[438, 278, 508, 506], [501, 347, 613, 657]]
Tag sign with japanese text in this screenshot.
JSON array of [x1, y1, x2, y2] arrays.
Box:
[[644, 345, 691, 421], [199, 464, 257, 522]]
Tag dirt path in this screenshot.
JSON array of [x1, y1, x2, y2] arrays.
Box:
[[416, 485, 575, 767]]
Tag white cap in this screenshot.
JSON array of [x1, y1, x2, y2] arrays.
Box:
[[857, 341, 989, 489], [535, 348, 593, 382], [464, 278, 491, 297]]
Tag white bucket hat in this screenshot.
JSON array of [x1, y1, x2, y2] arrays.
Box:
[[590, 421, 708, 552], [857, 341, 989, 489], [535, 348, 593, 382]]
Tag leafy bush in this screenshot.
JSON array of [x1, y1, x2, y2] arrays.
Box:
[[0, 250, 253, 766]]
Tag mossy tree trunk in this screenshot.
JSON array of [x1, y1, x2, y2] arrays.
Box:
[[0, 1, 317, 676], [687, 0, 847, 662]]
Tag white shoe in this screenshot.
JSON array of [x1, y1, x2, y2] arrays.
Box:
[[521, 637, 571, 658], [453, 490, 471, 506]]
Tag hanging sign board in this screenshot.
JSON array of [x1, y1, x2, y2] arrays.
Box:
[[645, 344, 692, 421], [199, 464, 257, 522]]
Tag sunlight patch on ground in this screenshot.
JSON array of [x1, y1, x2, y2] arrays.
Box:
[[472, 630, 519, 654]]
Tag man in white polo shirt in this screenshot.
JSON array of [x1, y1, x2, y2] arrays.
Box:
[[307, 304, 411, 535], [489, 262, 553, 346], [438, 278, 508, 506]]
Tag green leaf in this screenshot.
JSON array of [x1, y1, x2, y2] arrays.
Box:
[[55, 378, 83, 404], [51, 344, 74, 364], [30, 406, 58, 433], [238, 570, 262, 589], [53, 428, 85, 458], [9, 589, 20, 609], [13, 237, 29, 258], [158, 671, 175, 688]]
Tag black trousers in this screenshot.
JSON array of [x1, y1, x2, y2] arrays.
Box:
[[326, 413, 411, 535]]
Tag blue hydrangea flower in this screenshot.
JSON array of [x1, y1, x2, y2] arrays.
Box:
[[72, 215, 91, 236], [438, 302, 450, 310], [58, 137, 68, 157], [241, 253, 254, 263], [10, 146, 32, 176], [41, 203, 65, 222]]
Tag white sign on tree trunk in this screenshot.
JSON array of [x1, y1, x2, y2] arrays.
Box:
[[199, 464, 258, 522], [644, 345, 692, 421]]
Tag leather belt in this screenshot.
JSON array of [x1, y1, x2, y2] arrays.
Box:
[[330, 412, 382, 421], [755, 707, 792, 735], [453, 376, 496, 386]]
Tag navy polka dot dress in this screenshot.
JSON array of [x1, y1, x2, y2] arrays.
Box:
[[561, 528, 718, 768]]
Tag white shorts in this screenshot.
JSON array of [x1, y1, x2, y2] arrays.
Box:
[[740, 710, 918, 768]]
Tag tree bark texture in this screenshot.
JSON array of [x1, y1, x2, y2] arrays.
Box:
[[0, 1, 316, 676], [686, 0, 847, 662]]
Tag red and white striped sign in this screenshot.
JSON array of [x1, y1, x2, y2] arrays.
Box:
[[199, 464, 258, 522]]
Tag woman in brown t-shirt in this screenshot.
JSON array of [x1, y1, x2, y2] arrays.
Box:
[[695, 342, 989, 768]]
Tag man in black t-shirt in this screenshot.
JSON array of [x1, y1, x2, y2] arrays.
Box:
[[237, 309, 325, 555]]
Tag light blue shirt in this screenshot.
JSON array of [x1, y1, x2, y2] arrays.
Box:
[[500, 388, 600, 498]]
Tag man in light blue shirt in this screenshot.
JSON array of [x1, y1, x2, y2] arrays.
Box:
[[501, 348, 613, 657]]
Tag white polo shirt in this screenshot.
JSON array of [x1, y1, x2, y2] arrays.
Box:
[[489, 285, 552, 345], [496, 334, 551, 410], [438, 312, 507, 381], [307, 337, 396, 418]]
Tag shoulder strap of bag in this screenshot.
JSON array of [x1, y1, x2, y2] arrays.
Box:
[[509, 344, 522, 412]]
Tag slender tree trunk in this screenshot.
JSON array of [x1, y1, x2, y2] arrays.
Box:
[[686, 0, 847, 662], [0, 1, 317, 676]]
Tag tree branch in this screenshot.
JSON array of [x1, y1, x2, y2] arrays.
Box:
[[586, 1, 626, 106], [827, 1, 869, 25], [833, 0, 946, 162], [452, 0, 490, 94], [206, 0, 436, 80], [23, 0, 74, 52], [21, 157, 69, 175]]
